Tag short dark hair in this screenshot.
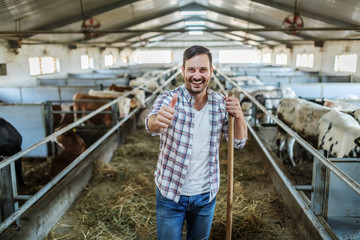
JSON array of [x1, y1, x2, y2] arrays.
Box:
[[182, 45, 212, 68]]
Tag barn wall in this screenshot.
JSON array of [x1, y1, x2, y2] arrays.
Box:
[[321, 40, 360, 82], [291, 45, 323, 72], [0, 44, 122, 87], [1, 41, 360, 87]]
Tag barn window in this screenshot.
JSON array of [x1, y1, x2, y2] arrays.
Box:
[[104, 54, 114, 67], [135, 50, 172, 64], [219, 50, 260, 63], [81, 55, 94, 69], [262, 53, 271, 64], [28, 57, 60, 76], [275, 53, 287, 65], [296, 53, 314, 68], [0, 63, 7, 75], [334, 54, 357, 73]]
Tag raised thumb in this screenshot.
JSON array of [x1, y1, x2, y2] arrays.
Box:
[[169, 94, 177, 108]]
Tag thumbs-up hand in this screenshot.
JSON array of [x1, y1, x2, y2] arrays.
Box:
[[169, 94, 177, 108], [148, 94, 178, 133]]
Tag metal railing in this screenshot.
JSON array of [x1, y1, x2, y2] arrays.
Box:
[[0, 65, 180, 233], [213, 65, 360, 197]]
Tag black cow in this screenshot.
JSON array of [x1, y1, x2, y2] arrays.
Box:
[[0, 118, 25, 187]]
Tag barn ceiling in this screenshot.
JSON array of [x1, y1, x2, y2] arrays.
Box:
[[0, 0, 360, 49]]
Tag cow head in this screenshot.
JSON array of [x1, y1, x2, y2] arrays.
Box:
[[134, 89, 146, 109], [117, 97, 131, 118], [355, 137, 360, 147]]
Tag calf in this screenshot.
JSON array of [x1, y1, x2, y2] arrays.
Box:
[[51, 127, 87, 176], [0, 118, 25, 186], [276, 98, 331, 166], [129, 77, 159, 93], [94, 88, 146, 109], [52, 103, 74, 129], [108, 84, 133, 92], [73, 93, 131, 126], [239, 87, 296, 123], [318, 109, 360, 158]]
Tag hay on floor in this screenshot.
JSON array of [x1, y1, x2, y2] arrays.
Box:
[[46, 128, 297, 240]]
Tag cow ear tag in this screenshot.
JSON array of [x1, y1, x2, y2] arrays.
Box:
[[354, 137, 360, 147]]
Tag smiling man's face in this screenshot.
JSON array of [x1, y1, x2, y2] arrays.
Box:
[[182, 54, 213, 95]]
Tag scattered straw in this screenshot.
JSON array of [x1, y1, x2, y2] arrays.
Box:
[[46, 128, 297, 240]]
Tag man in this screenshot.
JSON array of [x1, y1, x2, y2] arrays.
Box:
[[145, 45, 247, 240]]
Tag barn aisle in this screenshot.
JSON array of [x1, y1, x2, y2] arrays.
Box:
[[45, 127, 301, 240]]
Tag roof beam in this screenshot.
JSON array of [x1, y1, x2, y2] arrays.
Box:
[[252, 0, 359, 27], [106, 3, 193, 31], [2, 26, 360, 35], [197, 2, 317, 41], [76, 2, 195, 43], [203, 18, 285, 46], [110, 17, 190, 44], [39, 0, 141, 30]]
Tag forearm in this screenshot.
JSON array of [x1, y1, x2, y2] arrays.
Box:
[[234, 116, 247, 140]]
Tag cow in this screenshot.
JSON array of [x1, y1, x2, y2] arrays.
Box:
[[312, 98, 358, 112], [73, 93, 131, 126], [323, 99, 358, 111], [108, 84, 133, 92], [88, 89, 124, 98], [51, 103, 74, 129], [275, 97, 360, 165], [94, 88, 146, 109], [349, 108, 360, 122], [275, 98, 331, 166], [89, 88, 145, 110], [238, 87, 296, 123], [129, 77, 160, 93], [231, 76, 263, 86], [317, 109, 360, 158], [51, 127, 87, 176], [0, 118, 25, 187]]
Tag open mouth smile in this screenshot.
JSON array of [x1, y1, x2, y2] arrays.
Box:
[[190, 79, 205, 87]]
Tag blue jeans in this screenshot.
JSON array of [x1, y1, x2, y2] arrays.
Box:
[[156, 188, 216, 240]]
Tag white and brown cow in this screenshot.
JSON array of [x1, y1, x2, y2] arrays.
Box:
[[0, 118, 25, 186], [129, 77, 160, 93], [51, 127, 87, 177], [73, 93, 131, 126], [108, 84, 133, 92], [322, 99, 358, 112], [95, 87, 146, 109], [317, 109, 360, 158], [52, 103, 74, 129]]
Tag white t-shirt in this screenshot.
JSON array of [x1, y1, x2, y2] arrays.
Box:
[[181, 102, 211, 196]]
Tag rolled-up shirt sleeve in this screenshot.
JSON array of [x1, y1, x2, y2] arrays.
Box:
[[234, 135, 248, 149], [145, 91, 172, 136]]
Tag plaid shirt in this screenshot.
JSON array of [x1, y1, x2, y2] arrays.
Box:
[[145, 85, 247, 203]]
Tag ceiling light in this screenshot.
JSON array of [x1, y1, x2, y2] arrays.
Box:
[[185, 21, 205, 25], [189, 31, 203, 35], [181, 10, 206, 16], [186, 26, 205, 30]]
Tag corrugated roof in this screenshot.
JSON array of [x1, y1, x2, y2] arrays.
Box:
[[0, 0, 359, 49]]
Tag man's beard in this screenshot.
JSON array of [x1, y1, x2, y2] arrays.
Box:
[[186, 77, 208, 95]]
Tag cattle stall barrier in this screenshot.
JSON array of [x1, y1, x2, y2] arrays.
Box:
[[0, 85, 101, 104], [0, 65, 180, 239], [214, 66, 360, 240]]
